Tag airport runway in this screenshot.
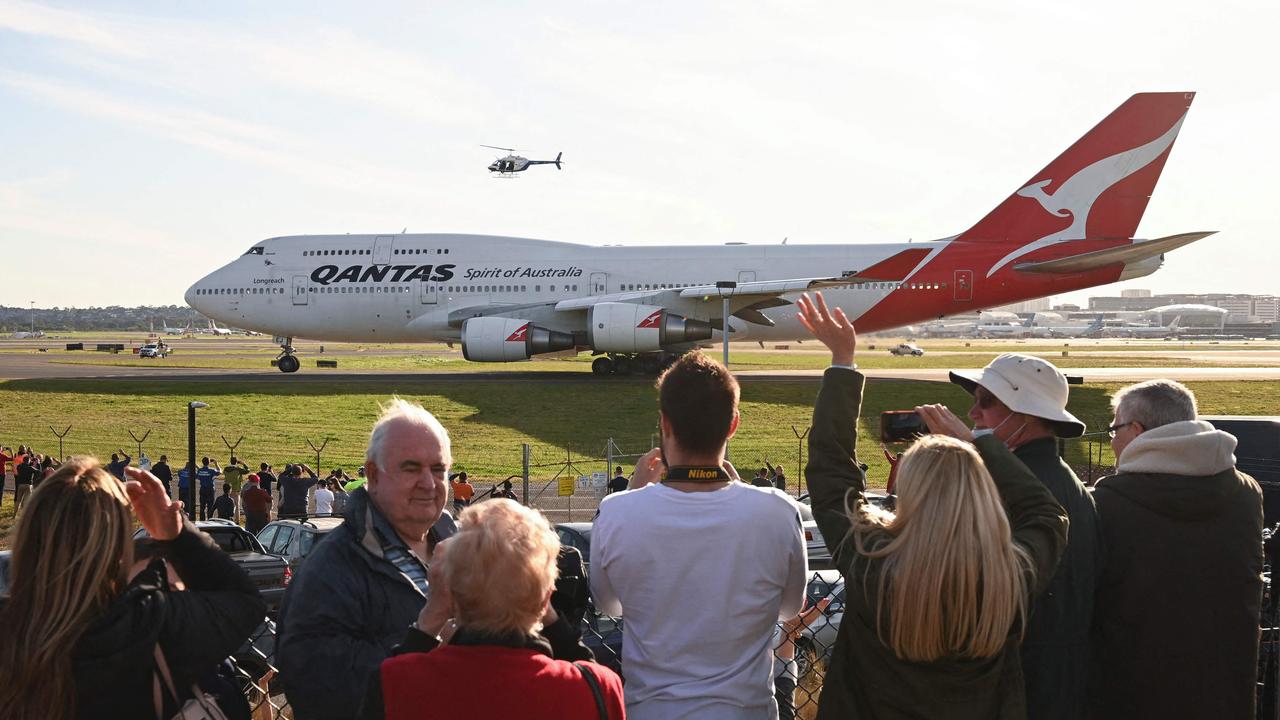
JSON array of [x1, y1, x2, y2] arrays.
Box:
[[4, 352, 1280, 384]]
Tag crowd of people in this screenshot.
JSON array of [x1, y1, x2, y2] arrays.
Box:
[[0, 290, 1268, 720]]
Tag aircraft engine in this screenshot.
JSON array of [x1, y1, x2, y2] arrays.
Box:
[[461, 317, 575, 362], [587, 303, 713, 353]]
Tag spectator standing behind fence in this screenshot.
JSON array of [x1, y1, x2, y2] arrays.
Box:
[[221, 457, 249, 523], [196, 457, 220, 520], [278, 399, 458, 720], [0, 445, 14, 499], [591, 352, 807, 720], [106, 450, 131, 480], [15, 454, 42, 514], [607, 466, 629, 494], [361, 500, 625, 719], [797, 293, 1068, 720], [1090, 380, 1263, 720], [949, 353, 1101, 720], [766, 460, 787, 493], [0, 460, 265, 720], [449, 471, 474, 513], [256, 463, 276, 503], [279, 463, 319, 517], [332, 479, 350, 515], [213, 483, 236, 520], [242, 474, 272, 534], [315, 479, 335, 514], [152, 454, 173, 497]]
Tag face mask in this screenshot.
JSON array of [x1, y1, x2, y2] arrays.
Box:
[[990, 411, 1029, 449]]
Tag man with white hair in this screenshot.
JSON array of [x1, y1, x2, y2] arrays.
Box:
[[950, 353, 1101, 720], [1091, 379, 1263, 720], [278, 398, 458, 720]]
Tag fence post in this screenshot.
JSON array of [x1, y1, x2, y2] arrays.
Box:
[[49, 425, 71, 461], [305, 437, 333, 471], [221, 434, 245, 458], [127, 428, 152, 463], [522, 444, 530, 507], [605, 438, 614, 491], [792, 425, 810, 495]]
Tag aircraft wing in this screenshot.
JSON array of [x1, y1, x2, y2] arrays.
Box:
[[1013, 232, 1215, 274]]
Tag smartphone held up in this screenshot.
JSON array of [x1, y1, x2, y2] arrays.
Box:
[[880, 411, 931, 443]]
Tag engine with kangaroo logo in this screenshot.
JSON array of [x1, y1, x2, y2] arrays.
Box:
[[587, 303, 713, 353], [461, 317, 576, 361]]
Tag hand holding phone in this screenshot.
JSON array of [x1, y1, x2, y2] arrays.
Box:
[[880, 411, 929, 443]]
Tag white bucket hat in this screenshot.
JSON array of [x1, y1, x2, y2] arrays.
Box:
[[948, 353, 1086, 438]]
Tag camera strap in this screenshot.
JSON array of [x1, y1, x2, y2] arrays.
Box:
[[663, 466, 731, 483]]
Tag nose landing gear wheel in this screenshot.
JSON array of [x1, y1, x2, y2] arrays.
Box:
[[277, 355, 301, 373], [591, 357, 614, 376]]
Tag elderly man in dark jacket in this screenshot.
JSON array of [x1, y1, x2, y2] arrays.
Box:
[[951, 353, 1101, 720], [277, 399, 458, 720], [1091, 379, 1263, 720]]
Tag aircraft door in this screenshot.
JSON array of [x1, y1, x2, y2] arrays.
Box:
[[292, 275, 309, 306], [419, 280, 437, 305], [953, 270, 973, 302], [738, 271, 756, 284], [589, 272, 608, 294], [373, 236, 395, 266]]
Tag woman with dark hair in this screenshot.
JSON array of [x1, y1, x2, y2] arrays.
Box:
[[0, 459, 266, 720]]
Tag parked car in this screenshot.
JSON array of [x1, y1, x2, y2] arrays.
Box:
[[888, 342, 925, 356], [257, 516, 345, 575], [555, 522, 593, 567], [795, 569, 845, 673], [134, 518, 290, 609], [139, 343, 168, 358]]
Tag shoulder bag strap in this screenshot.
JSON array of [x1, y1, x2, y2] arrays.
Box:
[[574, 662, 609, 720], [153, 644, 182, 720]]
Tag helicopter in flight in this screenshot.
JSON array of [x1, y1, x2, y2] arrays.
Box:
[[481, 145, 563, 175]]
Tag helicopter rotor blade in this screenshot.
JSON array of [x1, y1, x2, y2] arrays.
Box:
[[479, 144, 515, 152]]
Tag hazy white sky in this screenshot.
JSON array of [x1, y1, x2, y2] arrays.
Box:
[[1, 0, 1275, 308]]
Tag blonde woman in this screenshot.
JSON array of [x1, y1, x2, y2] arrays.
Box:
[[797, 293, 1068, 720], [363, 499, 624, 719], [0, 459, 266, 720]]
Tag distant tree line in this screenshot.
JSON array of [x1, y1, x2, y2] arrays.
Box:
[[0, 305, 205, 332]]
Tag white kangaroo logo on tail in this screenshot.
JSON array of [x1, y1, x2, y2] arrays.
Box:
[[985, 113, 1187, 278]]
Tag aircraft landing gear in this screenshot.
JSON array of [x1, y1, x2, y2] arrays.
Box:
[[591, 352, 678, 378], [276, 338, 300, 373]]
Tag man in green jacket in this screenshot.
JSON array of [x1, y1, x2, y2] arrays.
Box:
[[950, 354, 1101, 720]]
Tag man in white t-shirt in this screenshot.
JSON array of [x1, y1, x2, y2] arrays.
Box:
[[591, 352, 808, 720], [314, 479, 335, 515]]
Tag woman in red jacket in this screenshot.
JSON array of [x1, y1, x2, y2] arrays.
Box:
[[363, 499, 624, 720]]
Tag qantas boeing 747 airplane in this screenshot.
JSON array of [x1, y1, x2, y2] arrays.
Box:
[[187, 92, 1212, 375]]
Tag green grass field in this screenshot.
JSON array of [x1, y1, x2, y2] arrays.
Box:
[[4, 373, 1279, 548]]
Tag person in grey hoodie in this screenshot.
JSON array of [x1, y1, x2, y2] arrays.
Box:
[[1091, 379, 1263, 720]]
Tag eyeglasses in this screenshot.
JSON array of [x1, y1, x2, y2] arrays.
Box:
[[1107, 421, 1133, 438]]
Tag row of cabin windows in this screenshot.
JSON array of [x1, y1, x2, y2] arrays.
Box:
[[615, 281, 948, 292], [194, 288, 284, 295], [301, 248, 450, 257]]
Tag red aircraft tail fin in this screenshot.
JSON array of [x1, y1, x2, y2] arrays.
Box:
[[960, 92, 1194, 257]]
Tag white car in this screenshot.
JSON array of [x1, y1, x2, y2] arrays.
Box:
[[888, 342, 925, 356], [139, 343, 168, 358]]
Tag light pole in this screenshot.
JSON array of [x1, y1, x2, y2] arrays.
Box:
[[715, 281, 737, 367], [29, 301, 35, 334], [187, 401, 208, 520]]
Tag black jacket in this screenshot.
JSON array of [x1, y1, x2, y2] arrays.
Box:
[[1091, 454, 1262, 719], [276, 488, 456, 720], [57, 521, 265, 719], [806, 368, 1069, 720], [1012, 438, 1100, 720]]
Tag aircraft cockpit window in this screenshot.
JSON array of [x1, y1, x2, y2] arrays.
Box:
[[243, 247, 264, 256]]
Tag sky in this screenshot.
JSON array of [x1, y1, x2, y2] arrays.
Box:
[[1, 0, 1276, 309]]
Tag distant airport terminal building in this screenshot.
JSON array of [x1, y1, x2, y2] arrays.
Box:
[[1083, 292, 1280, 336]]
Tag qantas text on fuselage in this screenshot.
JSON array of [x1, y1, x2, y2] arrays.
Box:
[[187, 92, 1213, 372]]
